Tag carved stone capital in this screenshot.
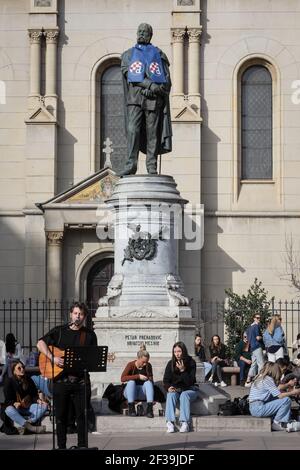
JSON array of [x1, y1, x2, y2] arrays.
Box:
[[187, 27, 202, 43], [46, 231, 64, 246], [28, 29, 43, 44], [44, 29, 59, 44], [171, 28, 186, 43]]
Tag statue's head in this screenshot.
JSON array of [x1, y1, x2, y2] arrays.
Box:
[[137, 23, 153, 45]]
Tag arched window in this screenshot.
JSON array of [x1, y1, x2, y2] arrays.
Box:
[[100, 64, 127, 174], [241, 65, 272, 179]]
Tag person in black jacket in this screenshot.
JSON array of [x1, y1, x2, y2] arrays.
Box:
[[37, 301, 97, 449], [209, 335, 227, 387], [4, 361, 47, 434], [163, 342, 199, 433], [194, 334, 212, 380]]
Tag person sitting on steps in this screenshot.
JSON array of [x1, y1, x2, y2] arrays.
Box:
[[121, 344, 154, 418], [163, 341, 200, 434], [208, 335, 227, 387], [4, 360, 47, 434]]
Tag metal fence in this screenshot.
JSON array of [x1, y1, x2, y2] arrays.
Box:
[[1, 298, 300, 358], [194, 299, 300, 356], [0, 299, 98, 355]]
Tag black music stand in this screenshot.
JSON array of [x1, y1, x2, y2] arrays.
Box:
[[64, 346, 108, 450]]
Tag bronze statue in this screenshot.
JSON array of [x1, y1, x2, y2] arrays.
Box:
[[120, 23, 172, 176]]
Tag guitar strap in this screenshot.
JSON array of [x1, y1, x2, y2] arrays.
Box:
[[79, 329, 86, 346]]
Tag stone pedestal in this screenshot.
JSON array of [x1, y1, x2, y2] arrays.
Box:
[[93, 175, 196, 390]]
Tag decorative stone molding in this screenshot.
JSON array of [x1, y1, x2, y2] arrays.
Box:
[[30, 0, 57, 13], [46, 231, 64, 246], [171, 28, 186, 43], [110, 307, 178, 319], [28, 29, 43, 44], [187, 27, 202, 43], [44, 29, 59, 44]]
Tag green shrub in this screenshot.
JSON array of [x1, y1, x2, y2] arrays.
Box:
[[224, 279, 273, 359]]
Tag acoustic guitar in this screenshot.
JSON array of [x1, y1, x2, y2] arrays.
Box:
[[38, 346, 64, 379]]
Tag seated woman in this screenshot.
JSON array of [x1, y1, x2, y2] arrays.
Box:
[[163, 341, 199, 433], [121, 344, 154, 418], [0, 333, 23, 384], [208, 335, 227, 387], [4, 361, 48, 434], [194, 334, 212, 380], [234, 332, 252, 386], [263, 315, 286, 362], [249, 361, 300, 430]]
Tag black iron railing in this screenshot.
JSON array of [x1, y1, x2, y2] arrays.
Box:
[[0, 299, 98, 355]]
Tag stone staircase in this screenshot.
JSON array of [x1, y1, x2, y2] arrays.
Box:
[[90, 383, 272, 433]]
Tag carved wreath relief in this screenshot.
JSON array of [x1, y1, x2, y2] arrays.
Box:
[[122, 224, 166, 265]]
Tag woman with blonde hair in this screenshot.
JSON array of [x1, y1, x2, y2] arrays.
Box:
[[121, 344, 154, 418], [249, 361, 300, 431], [263, 315, 286, 362]]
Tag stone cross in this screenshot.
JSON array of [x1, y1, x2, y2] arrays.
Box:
[[103, 137, 113, 169]]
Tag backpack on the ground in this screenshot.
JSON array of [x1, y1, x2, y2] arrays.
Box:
[[233, 395, 250, 415], [218, 400, 240, 416], [218, 395, 250, 416]]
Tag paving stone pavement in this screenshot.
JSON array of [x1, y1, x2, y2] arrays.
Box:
[[1, 429, 300, 451]]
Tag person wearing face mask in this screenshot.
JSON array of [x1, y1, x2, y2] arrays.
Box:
[[121, 344, 154, 418], [120, 22, 172, 176]]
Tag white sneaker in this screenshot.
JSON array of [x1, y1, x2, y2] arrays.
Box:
[[179, 422, 189, 433], [220, 381, 227, 387], [166, 421, 175, 433], [271, 421, 285, 432], [214, 382, 219, 387]]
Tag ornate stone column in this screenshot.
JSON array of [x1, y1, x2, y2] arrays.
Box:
[[28, 29, 43, 97], [44, 29, 59, 97], [46, 231, 63, 300], [187, 27, 202, 98], [171, 28, 186, 96]]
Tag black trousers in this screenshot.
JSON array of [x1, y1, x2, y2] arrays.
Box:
[[53, 381, 86, 449]]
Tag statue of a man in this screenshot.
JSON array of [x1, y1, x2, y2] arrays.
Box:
[[120, 23, 172, 176]]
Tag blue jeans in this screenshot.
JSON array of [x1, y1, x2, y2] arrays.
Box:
[[123, 380, 154, 402], [165, 388, 199, 423], [31, 375, 52, 398], [203, 362, 212, 378], [248, 348, 265, 378], [250, 397, 291, 423], [5, 403, 48, 426]]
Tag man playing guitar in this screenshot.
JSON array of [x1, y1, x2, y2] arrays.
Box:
[[37, 302, 97, 450]]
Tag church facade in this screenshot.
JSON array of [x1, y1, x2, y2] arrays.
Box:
[[1, 0, 300, 321]]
